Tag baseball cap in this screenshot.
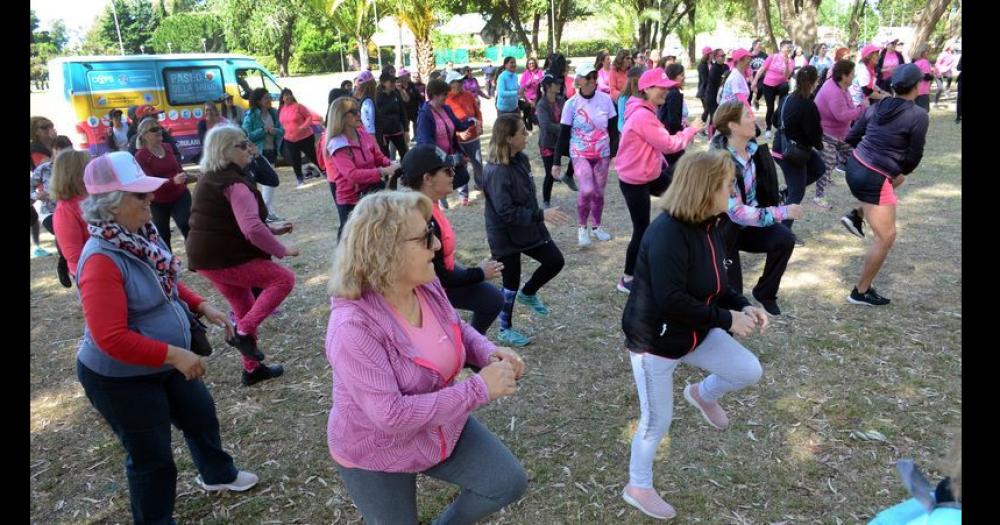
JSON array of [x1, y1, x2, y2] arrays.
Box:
[[860, 44, 881, 60], [731, 49, 751, 62], [575, 63, 597, 78], [397, 67, 411, 77], [135, 104, 163, 120], [702, 46, 713, 56], [638, 68, 678, 91], [891, 63, 923, 91], [445, 70, 465, 84], [402, 144, 454, 178], [84, 151, 168, 195], [355, 70, 375, 84]]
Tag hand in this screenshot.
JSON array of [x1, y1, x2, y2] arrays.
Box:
[[489, 347, 525, 379], [786, 203, 805, 220], [284, 246, 301, 257], [198, 303, 236, 340], [266, 125, 275, 135], [543, 207, 572, 226], [479, 259, 504, 280], [478, 360, 516, 401], [892, 175, 906, 188], [742, 306, 770, 334], [165, 345, 205, 380], [688, 118, 705, 134], [551, 164, 562, 180], [270, 222, 293, 235], [728, 310, 755, 338], [173, 173, 187, 185]]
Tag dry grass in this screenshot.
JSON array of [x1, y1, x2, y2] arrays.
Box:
[[30, 85, 961, 523]]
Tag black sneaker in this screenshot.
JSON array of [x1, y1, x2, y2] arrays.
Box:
[[752, 291, 781, 316], [226, 333, 266, 361], [563, 174, 578, 192], [57, 256, 72, 288], [848, 287, 890, 306], [840, 209, 865, 238], [242, 363, 284, 386]]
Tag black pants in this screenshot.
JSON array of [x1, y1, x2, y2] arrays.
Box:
[[620, 171, 671, 277], [41, 214, 70, 281], [955, 78, 962, 121], [541, 154, 575, 204], [762, 83, 789, 131], [446, 280, 503, 334], [151, 189, 192, 253], [30, 204, 41, 246], [378, 132, 409, 161], [775, 149, 825, 229], [721, 220, 795, 302], [498, 241, 564, 296], [282, 135, 319, 183], [262, 148, 277, 165], [915, 95, 930, 112], [753, 77, 765, 104], [704, 94, 719, 125], [330, 182, 354, 240], [699, 95, 711, 122], [77, 362, 238, 525]]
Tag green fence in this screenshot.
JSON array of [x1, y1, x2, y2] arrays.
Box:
[[435, 48, 470, 66], [484, 45, 526, 62]]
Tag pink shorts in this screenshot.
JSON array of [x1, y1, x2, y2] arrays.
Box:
[[846, 154, 897, 207]]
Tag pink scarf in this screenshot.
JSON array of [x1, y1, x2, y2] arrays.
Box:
[[88, 220, 180, 297]]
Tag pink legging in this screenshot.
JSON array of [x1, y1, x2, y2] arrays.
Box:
[[571, 156, 611, 227], [197, 258, 295, 371]]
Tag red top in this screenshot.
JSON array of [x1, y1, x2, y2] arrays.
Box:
[[31, 152, 49, 170], [53, 195, 89, 277], [445, 91, 482, 142], [135, 144, 187, 203], [279, 102, 320, 143], [79, 254, 204, 367], [431, 203, 456, 271]]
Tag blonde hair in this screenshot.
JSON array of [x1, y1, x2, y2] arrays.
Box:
[[713, 100, 749, 137], [659, 150, 734, 224], [199, 125, 247, 174], [136, 118, 162, 147], [326, 97, 358, 143], [487, 114, 523, 165], [50, 150, 90, 201], [328, 191, 433, 299]]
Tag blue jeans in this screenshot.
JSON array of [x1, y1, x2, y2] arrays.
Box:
[[335, 417, 528, 525], [77, 361, 238, 525], [459, 139, 483, 190], [776, 149, 825, 229]]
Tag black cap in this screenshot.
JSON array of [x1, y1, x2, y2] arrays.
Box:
[[402, 144, 453, 179], [891, 63, 922, 91], [379, 72, 396, 83]]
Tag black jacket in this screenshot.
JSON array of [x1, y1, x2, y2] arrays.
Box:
[[875, 50, 907, 92], [535, 92, 567, 151], [482, 152, 552, 258], [657, 87, 687, 166], [696, 60, 710, 100], [710, 133, 782, 209], [374, 89, 407, 137], [846, 97, 929, 178], [622, 213, 750, 359], [401, 83, 423, 124], [705, 63, 728, 106], [779, 93, 824, 150], [430, 213, 486, 288]]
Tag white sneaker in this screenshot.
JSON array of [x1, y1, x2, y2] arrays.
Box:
[[577, 227, 592, 247], [764, 130, 773, 140], [591, 226, 612, 241], [197, 471, 259, 492]]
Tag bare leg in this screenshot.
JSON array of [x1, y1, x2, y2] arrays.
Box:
[[856, 203, 896, 292]]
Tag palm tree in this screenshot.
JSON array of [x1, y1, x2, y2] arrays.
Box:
[[392, 2, 437, 79], [325, 0, 377, 71]]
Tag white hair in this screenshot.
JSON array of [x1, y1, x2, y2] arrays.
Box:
[[199, 125, 247, 174], [81, 191, 127, 224]]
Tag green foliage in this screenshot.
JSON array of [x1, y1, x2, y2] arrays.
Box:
[[560, 39, 630, 57], [150, 12, 226, 52], [93, 0, 162, 54], [30, 10, 71, 86]]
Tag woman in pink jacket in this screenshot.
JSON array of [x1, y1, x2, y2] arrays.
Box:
[[278, 88, 322, 188], [324, 97, 400, 240], [326, 190, 527, 523], [615, 68, 703, 294], [812, 59, 867, 208]]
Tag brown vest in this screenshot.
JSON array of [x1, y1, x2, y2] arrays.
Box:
[[186, 164, 270, 270]]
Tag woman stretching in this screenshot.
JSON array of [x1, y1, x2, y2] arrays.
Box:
[[552, 64, 619, 247], [616, 68, 702, 294], [751, 40, 794, 139], [278, 88, 322, 187], [621, 151, 767, 520], [813, 60, 868, 209], [482, 115, 571, 347]]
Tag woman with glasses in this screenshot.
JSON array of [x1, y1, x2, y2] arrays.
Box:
[[134, 118, 195, 252], [186, 125, 296, 385], [196, 102, 230, 162]]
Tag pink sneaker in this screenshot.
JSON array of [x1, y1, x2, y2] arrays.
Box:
[[683, 383, 729, 430], [622, 485, 677, 520]]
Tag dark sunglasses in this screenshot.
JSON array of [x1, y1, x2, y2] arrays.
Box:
[[346, 108, 360, 116], [234, 140, 250, 150], [406, 222, 435, 250], [147, 127, 163, 133], [129, 192, 151, 200]]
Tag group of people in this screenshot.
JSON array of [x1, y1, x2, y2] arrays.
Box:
[[31, 34, 952, 524]]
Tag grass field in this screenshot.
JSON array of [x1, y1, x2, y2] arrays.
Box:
[[30, 83, 961, 523]]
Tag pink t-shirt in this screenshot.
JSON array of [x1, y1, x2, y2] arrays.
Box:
[[278, 102, 316, 143], [389, 288, 464, 383], [762, 54, 793, 87], [520, 68, 544, 104], [560, 92, 617, 159], [881, 52, 901, 80], [428, 105, 456, 154], [915, 59, 933, 96]]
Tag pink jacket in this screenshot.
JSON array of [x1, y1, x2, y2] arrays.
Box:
[[326, 129, 390, 205], [325, 280, 496, 473], [814, 77, 864, 141], [616, 98, 699, 185]]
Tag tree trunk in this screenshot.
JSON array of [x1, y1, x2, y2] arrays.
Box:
[[847, 0, 866, 50], [531, 12, 540, 56], [930, 1, 961, 56], [505, 0, 534, 57], [775, 0, 821, 50], [554, 0, 569, 52], [910, 0, 954, 54], [547, 6, 554, 55], [356, 35, 370, 71], [756, 0, 778, 51], [686, 4, 696, 65], [415, 36, 434, 79], [650, 21, 659, 53]]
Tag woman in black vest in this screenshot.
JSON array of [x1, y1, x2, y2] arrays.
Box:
[[186, 125, 298, 386]]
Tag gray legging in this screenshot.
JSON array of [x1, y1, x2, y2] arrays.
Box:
[[335, 417, 527, 524]]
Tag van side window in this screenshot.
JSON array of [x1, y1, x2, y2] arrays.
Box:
[[163, 66, 225, 106], [236, 68, 282, 101]]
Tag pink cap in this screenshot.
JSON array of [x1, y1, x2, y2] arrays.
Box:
[[397, 67, 411, 77], [731, 48, 751, 62], [638, 68, 679, 91], [355, 70, 375, 84], [702, 46, 713, 56], [861, 44, 880, 60], [84, 151, 168, 195]]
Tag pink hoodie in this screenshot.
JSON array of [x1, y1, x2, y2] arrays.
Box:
[[814, 76, 864, 141], [325, 279, 496, 473], [616, 98, 699, 185]]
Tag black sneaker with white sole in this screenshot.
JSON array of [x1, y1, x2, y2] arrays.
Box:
[[848, 287, 890, 306], [840, 209, 865, 238]]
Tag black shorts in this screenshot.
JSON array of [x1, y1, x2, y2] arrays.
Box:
[[845, 155, 897, 206]]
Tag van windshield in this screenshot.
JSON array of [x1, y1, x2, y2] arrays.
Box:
[[235, 68, 282, 102]]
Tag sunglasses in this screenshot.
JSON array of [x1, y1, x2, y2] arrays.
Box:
[[405, 222, 436, 250], [234, 140, 250, 150], [147, 127, 163, 133], [129, 192, 151, 200], [346, 108, 360, 116]]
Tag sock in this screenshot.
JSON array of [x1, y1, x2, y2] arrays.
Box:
[[242, 356, 260, 373], [499, 288, 517, 330]]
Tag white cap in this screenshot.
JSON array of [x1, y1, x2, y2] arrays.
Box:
[[575, 64, 597, 78], [445, 70, 465, 84]]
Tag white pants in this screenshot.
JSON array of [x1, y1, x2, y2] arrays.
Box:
[[260, 185, 276, 215], [628, 328, 763, 488]]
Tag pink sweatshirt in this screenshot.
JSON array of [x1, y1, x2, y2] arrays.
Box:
[[915, 59, 933, 96], [761, 54, 793, 87], [814, 77, 865, 141], [325, 280, 496, 473], [519, 68, 544, 104], [327, 129, 390, 206], [223, 184, 288, 257], [279, 102, 319, 143], [616, 98, 699, 185]]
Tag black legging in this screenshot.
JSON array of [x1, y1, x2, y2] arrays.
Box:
[[150, 189, 192, 252], [540, 154, 575, 204], [329, 182, 352, 241], [775, 150, 825, 229], [762, 83, 789, 131], [30, 204, 41, 247], [41, 214, 70, 281], [498, 241, 564, 296], [620, 171, 671, 277], [699, 96, 711, 123], [720, 219, 794, 303], [378, 133, 409, 160], [282, 135, 319, 184]]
